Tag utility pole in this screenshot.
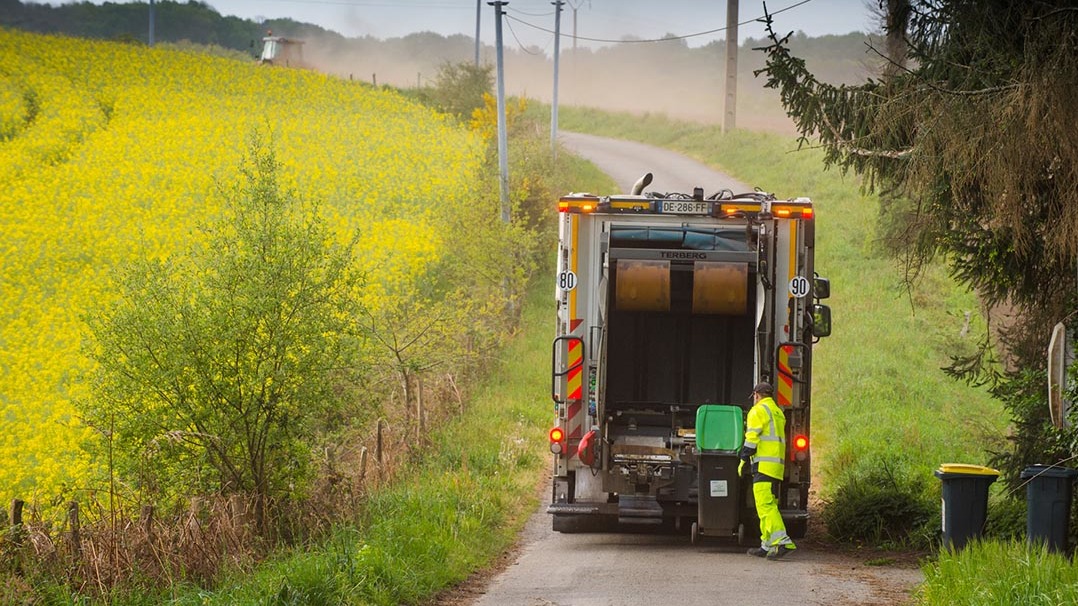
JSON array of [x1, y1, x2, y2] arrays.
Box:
[[551, 1, 563, 158], [475, 0, 482, 65], [489, 1, 510, 222], [572, 5, 578, 52], [148, 0, 156, 46], [723, 0, 738, 132]]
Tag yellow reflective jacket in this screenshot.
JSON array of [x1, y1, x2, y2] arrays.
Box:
[[744, 396, 786, 480]]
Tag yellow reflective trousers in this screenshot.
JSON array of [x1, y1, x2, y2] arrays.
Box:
[[753, 479, 796, 551]]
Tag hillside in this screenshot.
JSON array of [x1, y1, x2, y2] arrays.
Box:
[[1, 0, 881, 131], [0, 26, 488, 504]]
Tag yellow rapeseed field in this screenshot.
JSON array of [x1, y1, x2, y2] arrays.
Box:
[[0, 28, 483, 505]]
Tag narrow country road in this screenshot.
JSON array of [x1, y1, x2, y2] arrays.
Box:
[[449, 132, 924, 606], [557, 131, 750, 195]]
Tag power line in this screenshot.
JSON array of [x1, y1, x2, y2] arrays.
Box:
[[507, 7, 554, 18], [504, 13, 550, 55], [506, 0, 815, 44]]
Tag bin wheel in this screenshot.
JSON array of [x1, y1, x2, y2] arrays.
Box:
[[691, 521, 699, 544], [737, 522, 749, 546]]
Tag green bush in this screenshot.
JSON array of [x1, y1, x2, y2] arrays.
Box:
[[983, 494, 1025, 541], [421, 62, 494, 122], [823, 456, 937, 548]]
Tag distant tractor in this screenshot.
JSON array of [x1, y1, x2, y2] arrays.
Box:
[[258, 32, 306, 67]]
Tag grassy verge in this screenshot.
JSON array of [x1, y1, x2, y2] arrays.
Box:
[[917, 540, 1078, 605]]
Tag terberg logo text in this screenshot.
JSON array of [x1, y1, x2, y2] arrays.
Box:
[[660, 251, 707, 260]]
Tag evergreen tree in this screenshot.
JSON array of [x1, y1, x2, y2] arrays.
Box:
[[754, 0, 1078, 483]]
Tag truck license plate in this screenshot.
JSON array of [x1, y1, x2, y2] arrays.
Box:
[[660, 200, 711, 215]]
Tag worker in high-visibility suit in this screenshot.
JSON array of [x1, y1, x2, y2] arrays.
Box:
[[739, 381, 796, 560]]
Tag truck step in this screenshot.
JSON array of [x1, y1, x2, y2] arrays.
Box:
[[617, 494, 664, 524]]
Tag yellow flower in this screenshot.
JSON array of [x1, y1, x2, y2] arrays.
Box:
[[0, 28, 484, 508]]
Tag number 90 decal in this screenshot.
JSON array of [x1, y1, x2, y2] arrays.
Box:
[[789, 275, 810, 298]]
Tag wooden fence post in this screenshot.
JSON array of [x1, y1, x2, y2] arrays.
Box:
[[9, 499, 24, 545], [229, 493, 252, 534], [359, 446, 368, 482], [10, 499, 23, 527], [376, 418, 384, 466], [417, 374, 425, 442], [140, 504, 155, 538], [67, 501, 81, 557], [185, 496, 204, 543]]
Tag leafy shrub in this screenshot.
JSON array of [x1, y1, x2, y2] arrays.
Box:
[[83, 134, 370, 529], [823, 456, 937, 548], [983, 494, 1025, 541], [421, 61, 494, 122]]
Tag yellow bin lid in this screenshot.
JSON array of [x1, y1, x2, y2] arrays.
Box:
[[938, 463, 1000, 476]]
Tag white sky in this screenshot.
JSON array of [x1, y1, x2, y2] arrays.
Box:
[[26, 0, 879, 48]]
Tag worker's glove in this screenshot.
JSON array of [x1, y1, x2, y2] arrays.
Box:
[[741, 461, 754, 478], [738, 444, 753, 477]]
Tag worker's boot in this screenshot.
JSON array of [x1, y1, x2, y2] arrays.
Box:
[[767, 545, 795, 560], [746, 547, 770, 558]]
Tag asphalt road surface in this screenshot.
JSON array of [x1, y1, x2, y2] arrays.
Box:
[[466, 494, 922, 606], [449, 132, 924, 606], [558, 131, 751, 196]]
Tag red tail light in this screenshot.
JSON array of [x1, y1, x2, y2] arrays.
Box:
[[549, 427, 566, 454], [792, 434, 809, 461]]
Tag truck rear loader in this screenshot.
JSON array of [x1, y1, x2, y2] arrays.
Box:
[[547, 173, 832, 542]]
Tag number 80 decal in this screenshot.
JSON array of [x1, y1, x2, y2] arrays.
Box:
[[558, 271, 577, 291]]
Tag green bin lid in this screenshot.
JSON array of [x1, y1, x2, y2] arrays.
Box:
[[937, 463, 999, 476]]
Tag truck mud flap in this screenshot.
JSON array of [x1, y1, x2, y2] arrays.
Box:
[[617, 494, 664, 525], [781, 510, 809, 539]]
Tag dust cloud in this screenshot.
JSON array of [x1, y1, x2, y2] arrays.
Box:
[[297, 31, 881, 136]]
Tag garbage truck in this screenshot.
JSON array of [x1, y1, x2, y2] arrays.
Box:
[[547, 173, 832, 543]]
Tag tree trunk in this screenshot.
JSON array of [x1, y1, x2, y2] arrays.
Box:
[[884, 0, 910, 78]]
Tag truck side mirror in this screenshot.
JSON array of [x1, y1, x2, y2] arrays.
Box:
[[811, 304, 832, 338], [814, 277, 830, 300]]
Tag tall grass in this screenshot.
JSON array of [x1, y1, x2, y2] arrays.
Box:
[[918, 540, 1078, 605]]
